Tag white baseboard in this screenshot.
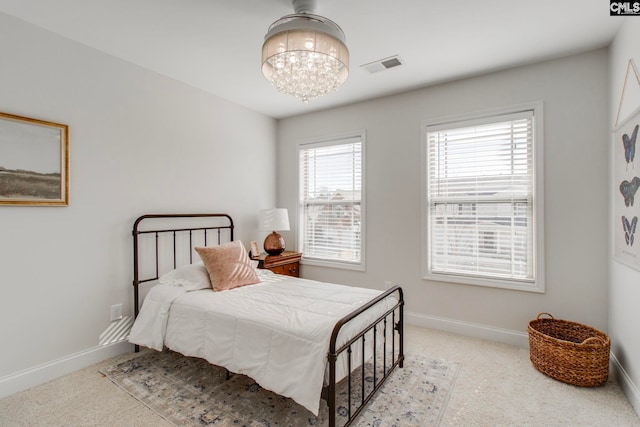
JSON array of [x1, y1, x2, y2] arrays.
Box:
[[405, 311, 529, 348], [0, 340, 133, 399], [611, 352, 640, 417]]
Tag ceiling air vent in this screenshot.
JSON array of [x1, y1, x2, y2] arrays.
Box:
[[361, 55, 404, 74]]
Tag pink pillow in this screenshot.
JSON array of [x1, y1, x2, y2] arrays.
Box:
[[195, 241, 259, 291]]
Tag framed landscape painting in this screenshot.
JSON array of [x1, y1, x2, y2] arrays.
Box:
[[0, 112, 69, 206]]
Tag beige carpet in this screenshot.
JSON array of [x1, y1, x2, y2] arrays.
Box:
[[0, 325, 639, 427], [100, 349, 458, 426]]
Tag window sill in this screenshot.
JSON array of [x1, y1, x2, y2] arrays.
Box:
[[423, 271, 544, 293], [301, 257, 365, 272]]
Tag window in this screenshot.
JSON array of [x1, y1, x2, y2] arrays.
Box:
[[298, 133, 365, 270], [423, 104, 544, 292]]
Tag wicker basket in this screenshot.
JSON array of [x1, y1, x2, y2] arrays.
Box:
[[528, 313, 610, 387]]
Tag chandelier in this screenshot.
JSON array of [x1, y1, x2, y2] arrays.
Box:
[[261, 0, 349, 103]]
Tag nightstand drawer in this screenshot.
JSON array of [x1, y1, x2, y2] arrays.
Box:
[[252, 251, 302, 278], [268, 261, 299, 277]]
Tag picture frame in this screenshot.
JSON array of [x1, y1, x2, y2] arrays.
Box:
[[614, 107, 640, 270], [0, 112, 69, 206], [250, 240, 260, 257]]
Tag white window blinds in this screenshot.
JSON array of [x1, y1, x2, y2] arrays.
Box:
[[299, 136, 363, 265], [426, 110, 537, 284]]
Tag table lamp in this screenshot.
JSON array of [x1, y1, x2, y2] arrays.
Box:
[[259, 208, 290, 255]]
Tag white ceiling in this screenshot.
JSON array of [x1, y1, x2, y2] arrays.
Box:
[[0, 0, 622, 119]]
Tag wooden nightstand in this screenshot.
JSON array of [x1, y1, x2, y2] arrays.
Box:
[[252, 251, 302, 277]]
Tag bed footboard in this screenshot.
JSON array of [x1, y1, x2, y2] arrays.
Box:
[[325, 285, 404, 427]]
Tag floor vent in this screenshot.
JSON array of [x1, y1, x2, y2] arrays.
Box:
[[361, 55, 404, 73]]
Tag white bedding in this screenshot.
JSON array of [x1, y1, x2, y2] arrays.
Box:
[[129, 270, 398, 416]]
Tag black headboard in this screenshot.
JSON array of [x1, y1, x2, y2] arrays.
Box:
[[132, 213, 234, 318]]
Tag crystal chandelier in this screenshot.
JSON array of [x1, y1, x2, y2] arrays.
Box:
[[261, 0, 349, 103]]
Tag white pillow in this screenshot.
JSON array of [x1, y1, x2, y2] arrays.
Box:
[[158, 262, 211, 291]]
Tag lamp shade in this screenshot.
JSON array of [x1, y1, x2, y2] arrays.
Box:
[[261, 10, 349, 103], [259, 208, 290, 232]]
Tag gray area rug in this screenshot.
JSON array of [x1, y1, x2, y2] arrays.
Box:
[[101, 350, 460, 426]]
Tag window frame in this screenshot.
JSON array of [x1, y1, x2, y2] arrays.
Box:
[[297, 130, 366, 271], [421, 103, 545, 292]]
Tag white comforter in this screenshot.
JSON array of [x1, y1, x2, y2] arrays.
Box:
[[129, 270, 397, 416]]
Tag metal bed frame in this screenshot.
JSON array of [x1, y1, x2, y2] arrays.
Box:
[[132, 213, 404, 427]]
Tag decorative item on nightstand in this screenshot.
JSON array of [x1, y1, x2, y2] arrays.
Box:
[[259, 208, 290, 255]]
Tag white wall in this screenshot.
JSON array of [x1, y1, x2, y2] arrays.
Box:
[[278, 49, 609, 345], [609, 18, 640, 415], [0, 12, 276, 394]]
